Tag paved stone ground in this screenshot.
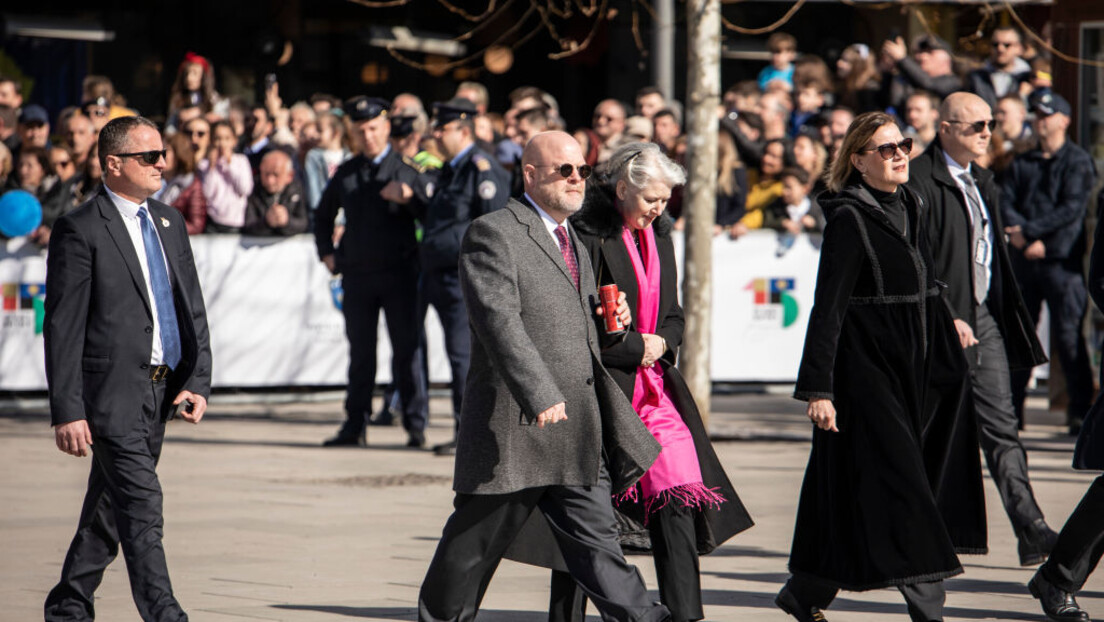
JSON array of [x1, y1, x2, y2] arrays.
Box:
[[1, 392, 1101, 621]]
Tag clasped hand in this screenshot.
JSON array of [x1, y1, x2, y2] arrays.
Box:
[[640, 333, 665, 368]]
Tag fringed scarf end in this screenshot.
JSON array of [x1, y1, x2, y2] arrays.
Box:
[[642, 483, 726, 520]]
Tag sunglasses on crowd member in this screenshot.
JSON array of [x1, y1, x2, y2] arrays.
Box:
[[946, 119, 997, 134], [540, 163, 593, 179], [114, 150, 167, 166], [859, 137, 913, 160], [188, 129, 208, 138]]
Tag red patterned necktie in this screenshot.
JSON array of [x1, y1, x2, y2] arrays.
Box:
[[554, 225, 580, 290]]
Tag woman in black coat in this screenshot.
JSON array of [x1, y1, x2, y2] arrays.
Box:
[[778, 112, 986, 622], [545, 142, 753, 622]]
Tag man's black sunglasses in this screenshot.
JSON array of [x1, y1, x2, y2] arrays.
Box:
[[537, 163, 592, 180], [946, 119, 997, 134], [114, 150, 167, 165], [859, 137, 913, 160]]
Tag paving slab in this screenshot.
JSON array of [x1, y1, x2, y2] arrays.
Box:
[[1, 393, 1101, 621]]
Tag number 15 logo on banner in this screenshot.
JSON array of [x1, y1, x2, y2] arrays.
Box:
[[745, 278, 798, 328]]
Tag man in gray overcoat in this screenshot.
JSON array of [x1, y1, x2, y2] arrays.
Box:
[[417, 131, 669, 622]]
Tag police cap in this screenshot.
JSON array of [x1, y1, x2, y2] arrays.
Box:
[[346, 96, 391, 122], [432, 98, 477, 128]]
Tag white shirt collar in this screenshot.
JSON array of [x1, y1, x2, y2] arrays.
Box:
[[525, 192, 566, 227], [523, 192, 570, 245], [104, 184, 148, 219], [942, 149, 972, 180]]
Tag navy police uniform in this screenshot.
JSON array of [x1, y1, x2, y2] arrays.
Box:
[[419, 100, 510, 451], [314, 96, 428, 447]]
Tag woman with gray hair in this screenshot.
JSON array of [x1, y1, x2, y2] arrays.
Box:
[[544, 142, 753, 622]]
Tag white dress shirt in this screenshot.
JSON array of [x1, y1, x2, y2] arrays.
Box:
[[523, 193, 572, 252], [943, 151, 993, 291], [104, 185, 172, 365]]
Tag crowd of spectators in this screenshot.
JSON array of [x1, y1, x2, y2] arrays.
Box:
[[0, 25, 1090, 252]]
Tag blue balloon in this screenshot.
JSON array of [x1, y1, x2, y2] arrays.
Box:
[[0, 190, 43, 238]]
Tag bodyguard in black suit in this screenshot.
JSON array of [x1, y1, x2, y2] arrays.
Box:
[[43, 116, 212, 622], [908, 92, 1054, 566], [314, 97, 427, 448]]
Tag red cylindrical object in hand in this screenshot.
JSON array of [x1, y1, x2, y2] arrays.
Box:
[[599, 284, 625, 335]]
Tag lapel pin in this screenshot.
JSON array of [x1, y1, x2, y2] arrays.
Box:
[[160, 217, 170, 228]]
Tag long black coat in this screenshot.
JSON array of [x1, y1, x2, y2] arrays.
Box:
[[1073, 204, 1104, 471], [792, 182, 987, 591], [570, 185, 754, 555], [907, 137, 1047, 371]]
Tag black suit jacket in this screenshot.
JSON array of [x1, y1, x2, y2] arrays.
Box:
[[908, 138, 1046, 371], [44, 188, 212, 436]]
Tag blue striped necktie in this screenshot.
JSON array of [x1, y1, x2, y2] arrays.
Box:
[[137, 207, 182, 369]]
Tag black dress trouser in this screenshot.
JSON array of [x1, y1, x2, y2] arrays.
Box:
[[968, 304, 1045, 530], [418, 463, 670, 622], [341, 269, 426, 434], [1010, 259, 1094, 426], [785, 574, 946, 622], [1040, 475, 1104, 593], [417, 268, 470, 422], [44, 380, 187, 622], [549, 503, 703, 622]]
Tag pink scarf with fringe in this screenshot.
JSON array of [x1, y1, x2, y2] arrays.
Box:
[[617, 224, 724, 518]]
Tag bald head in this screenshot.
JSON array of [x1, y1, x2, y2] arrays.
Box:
[[939, 91, 993, 166], [259, 149, 294, 194], [940, 92, 987, 123], [522, 131, 587, 222]]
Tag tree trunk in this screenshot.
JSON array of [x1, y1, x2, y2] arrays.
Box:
[[680, 0, 720, 426]]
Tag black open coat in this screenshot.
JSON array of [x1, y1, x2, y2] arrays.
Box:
[[1073, 204, 1104, 471], [791, 182, 987, 591], [569, 183, 754, 555], [906, 137, 1046, 371]]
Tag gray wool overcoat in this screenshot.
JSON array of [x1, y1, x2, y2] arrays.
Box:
[[453, 198, 661, 495]]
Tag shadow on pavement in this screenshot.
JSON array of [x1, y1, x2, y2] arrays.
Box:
[[164, 436, 433, 452], [270, 604, 553, 620], [705, 545, 789, 559], [699, 589, 1044, 620]]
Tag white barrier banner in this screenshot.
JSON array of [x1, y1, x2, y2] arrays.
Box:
[[675, 231, 820, 382], [0, 231, 818, 390]]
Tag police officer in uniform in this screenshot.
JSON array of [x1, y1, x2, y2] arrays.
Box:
[[314, 96, 428, 448], [420, 98, 510, 455]]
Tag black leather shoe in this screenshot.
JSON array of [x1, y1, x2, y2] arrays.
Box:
[[1029, 571, 1090, 621], [407, 431, 426, 449], [776, 586, 829, 622], [433, 439, 457, 456], [1019, 518, 1060, 566], [322, 428, 366, 447]]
